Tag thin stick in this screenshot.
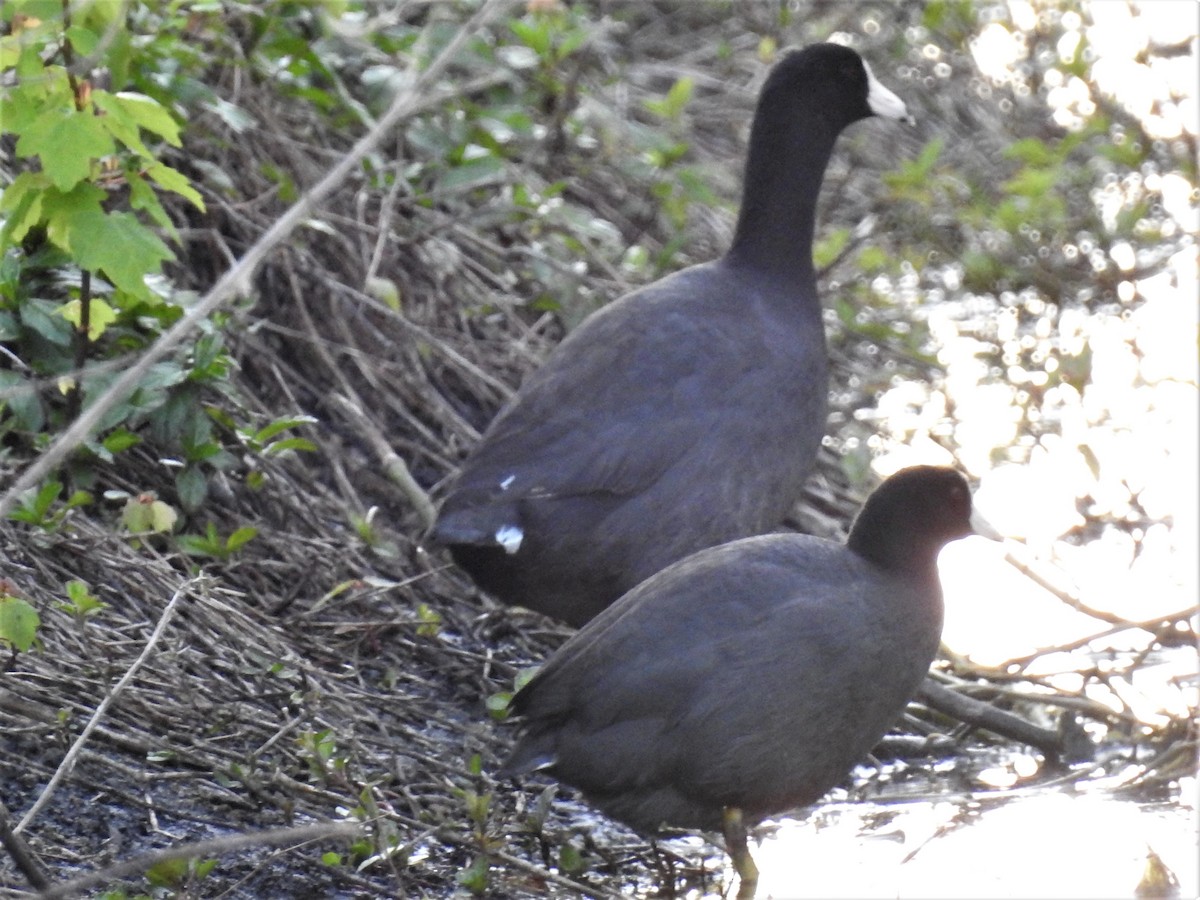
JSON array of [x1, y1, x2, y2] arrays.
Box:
[[0, 798, 50, 891], [332, 393, 438, 529], [491, 847, 627, 899], [15, 578, 197, 833], [918, 678, 1063, 756]]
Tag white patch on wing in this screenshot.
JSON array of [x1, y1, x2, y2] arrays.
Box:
[[499, 474, 516, 490], [495, 524, 524, 554]]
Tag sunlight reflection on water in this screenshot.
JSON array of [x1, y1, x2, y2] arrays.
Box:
[[881, 243, 1198, 713], [752, 785, 1197, 899]]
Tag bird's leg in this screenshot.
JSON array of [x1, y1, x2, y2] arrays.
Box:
[[722, 806, 759, 899]]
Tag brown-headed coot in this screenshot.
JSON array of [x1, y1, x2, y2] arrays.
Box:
[[500, 466, 984, 898], [431, 43, 914, 626]]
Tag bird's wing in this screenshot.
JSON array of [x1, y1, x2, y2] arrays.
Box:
[[447, 266, 772, 508]]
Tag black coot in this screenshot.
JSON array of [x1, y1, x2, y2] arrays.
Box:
[[432, 44, 913, 627], [500, 466, 980, 897]]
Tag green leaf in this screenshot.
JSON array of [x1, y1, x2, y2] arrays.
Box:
[[0, 171, 47, 246], [15, 107, 115, 191], [366, 275, 401, 310], [225, 526, 257, 553], [556, 26, 587, 59], [39, 181, 106, 253], [31, 481, 62, 520], [0, 595, 40, 653], [181, 440, 220, 464], [147, 499, 179, 533], [102, 428, 142, 454], [0, 35, 21, 70], [885, 136, 944, 194], [0, 370, 45, 432], [69, 210, 175, 295], [644, 77, 694, 121], [65, 490, 92, 510], [814, 227, 851, 270], [415, 602, 442, 637], [138, 361, 189, 393], [510, 19, 551, 56], [63, 579, 106, 616], [175, 466, 208, 512], [455, 855, 489, 894], [557, 843, 585, 876], [65, 25, 99, 57], [16, 39, 51, 81], [145, 858, 190, 889], [122, 494, 178, 534], [262, 436, 316, 455], [513, 665, 539, 693], [485, 692, 511, 720], [58, 297, 118, 340], [91, 89, 153, 158], [857, 245, 890, 273], [1003, 137, 1058, 167], [253, 415, 319, 445], [1, 72, 67, 134], [1003, 166, 1059, 198], [436, 154, 504, 193], [20, 297, 73, 345], [194, 858, 218, 880], [144, 162, 204, 210], [128, 172, 177, 238], [104, 91, 182, 146]]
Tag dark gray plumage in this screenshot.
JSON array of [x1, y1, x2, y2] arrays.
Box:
[[500, 466, 978, 896], [433, 43, 913, 626]]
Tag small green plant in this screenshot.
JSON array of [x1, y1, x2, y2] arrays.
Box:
[[7, 479, 91, 531], [347, 507, 400, 557], [484, 691, 511, 721], [507, 4, 589, 111], [486, 665, 538, 721], [524, 783, 558, 837], [232, 414, 319, 457], [557, 841, 586, 877], [175, 522, 257, 561], [456, 854, 490, 894], [460, 785, 491, 834], [451, 753, 501, 893], [414, 602, 442, 638], [298, 728, 347, 784], [58, 578, 106, 620], [339, 787, 410, 874], [118, 491, 178, 537], [643, 76, 693, 122], [144, 856, 218, 894], [637, 76, 719, 258], [0, 581, 40, 657]]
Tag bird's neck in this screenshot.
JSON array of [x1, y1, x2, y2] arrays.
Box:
[[848, 522, 944, 587], [724, 115, 840, 283]]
